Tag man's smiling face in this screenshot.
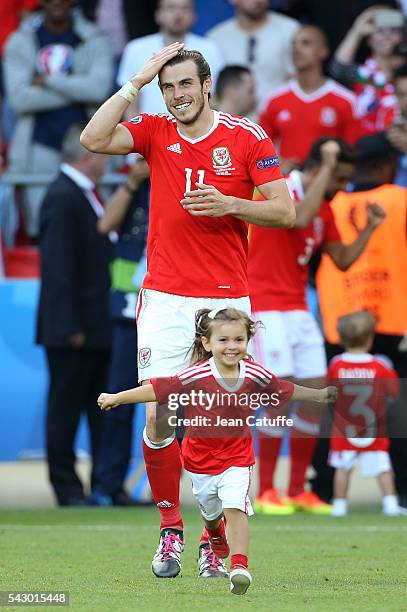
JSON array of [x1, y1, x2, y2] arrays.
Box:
[[159, 60, 211, 125]]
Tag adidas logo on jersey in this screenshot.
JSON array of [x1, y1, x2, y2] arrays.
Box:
[[167, 142, 182, 154], [156, 500, 175, 508]]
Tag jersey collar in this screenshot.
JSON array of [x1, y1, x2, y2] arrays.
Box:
[[340, 352, 374, 363], [209, 356, 246, 392], [291, 78, 333, 102], [177, 110, 219, 144]]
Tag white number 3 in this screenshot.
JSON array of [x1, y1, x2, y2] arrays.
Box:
[[185, 168, 205, 192]]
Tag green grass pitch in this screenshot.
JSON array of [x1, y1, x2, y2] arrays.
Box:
[[1, 508, 407, 611]]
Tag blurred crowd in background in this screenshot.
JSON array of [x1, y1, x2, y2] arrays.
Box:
[[1, 0, 407, 509]]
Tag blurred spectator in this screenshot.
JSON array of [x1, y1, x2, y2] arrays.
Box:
[[117, 0, 224, 115], [259, 25, 358, 172], [249, 137, 385, 513], [79, 0, 159, 42], [3, 0, 114, 237], [330, 6, 405, 138], [0, 1, 39, 147], [386, 63, 407, 184], [36, 124, 112, 506], [87, 0, 128, 59], [213, 65, 257, 116], [207, 0, 299, 105], [315, 134, 407, 502], [280, 0, 399, 53], [87, 157, 150, 506]]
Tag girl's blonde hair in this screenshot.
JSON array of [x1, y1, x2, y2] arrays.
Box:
[[189, 307, 260, 365]]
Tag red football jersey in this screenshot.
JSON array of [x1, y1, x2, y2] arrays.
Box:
[[328, 352, 399, 452], [151, 357, 294, 474], [259, 79, 357, 163], [122, 111, 282, 298], [248, 170, 340, 312]]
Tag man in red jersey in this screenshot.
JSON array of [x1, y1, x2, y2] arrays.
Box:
[[259, 25, 357, 173], [81, 43, 295, 578], [248, 137, 386, 515]]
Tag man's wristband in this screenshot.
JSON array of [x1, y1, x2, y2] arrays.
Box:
[[117, 81, 139, 103]]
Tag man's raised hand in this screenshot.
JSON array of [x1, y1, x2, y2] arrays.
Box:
[[320, 140, 341, 170], [131, 42, 184, 89]]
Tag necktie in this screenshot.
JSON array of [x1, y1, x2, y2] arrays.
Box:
[[90, 187, 105, 218], [88, 187, 118, 243]]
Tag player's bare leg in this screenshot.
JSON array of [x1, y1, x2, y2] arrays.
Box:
[[331, 468, 350, 517], [223, 508, 251, 595], [143, 395, 184, 578]]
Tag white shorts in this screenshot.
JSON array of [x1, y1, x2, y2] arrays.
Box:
[[328, 450, 392, 477], [185, 466, 254, 521], [252, 310, 327, 378], [136, 289, 251, 381]]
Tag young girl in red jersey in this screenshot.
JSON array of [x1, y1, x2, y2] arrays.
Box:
[[98, 307, 336, 595]]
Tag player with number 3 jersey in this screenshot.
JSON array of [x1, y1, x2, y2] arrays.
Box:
[[81, 43, 295, 579], [327, 311, 404, 517]]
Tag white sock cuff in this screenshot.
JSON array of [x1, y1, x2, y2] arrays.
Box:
[[333, 498, 347, 509], [142, 427, 175, 450], [382, 494, 398, 509]]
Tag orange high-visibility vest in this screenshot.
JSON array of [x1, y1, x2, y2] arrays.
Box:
[[316, 184, 407, 344]]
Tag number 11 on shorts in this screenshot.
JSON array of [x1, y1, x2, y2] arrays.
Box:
[[185, 168, 205, 192]]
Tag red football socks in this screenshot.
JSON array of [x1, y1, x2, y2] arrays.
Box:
[[231, 554, 248, 570], [200, 516, 226, 545], [207, 517, 226, 538], [258, 435, 282, 496], [200, 528, 210, 546], [142, 437, 183, 531], [288, 434, 317, 498]]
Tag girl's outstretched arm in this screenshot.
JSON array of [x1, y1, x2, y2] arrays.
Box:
[[291, 384, 338, 404], [98, 384, 156, 410]]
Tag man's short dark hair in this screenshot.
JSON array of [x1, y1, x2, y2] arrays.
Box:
[[354, 134, 398, 173], [159, 49, 211, 88], [215, 65, 251, 99], [303, 137, 356, 170]]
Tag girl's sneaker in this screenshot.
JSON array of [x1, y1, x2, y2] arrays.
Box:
[[229, 566, 252, 595], [198, 544, 229, 578]]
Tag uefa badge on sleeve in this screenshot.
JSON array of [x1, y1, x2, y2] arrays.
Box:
[[138, 347, 151, 368]]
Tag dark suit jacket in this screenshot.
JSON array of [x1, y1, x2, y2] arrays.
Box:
[[36, 172, 112, 349]]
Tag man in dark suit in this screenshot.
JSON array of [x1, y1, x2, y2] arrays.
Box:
[[36, 124, 112, 506]]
